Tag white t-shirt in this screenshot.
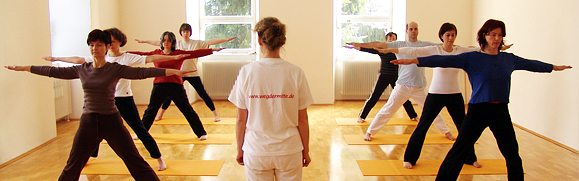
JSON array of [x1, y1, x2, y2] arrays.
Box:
[[386, 40, 437, 87], [85, 53, 147, 97], [398, 45, 479, 94], [176, 39, 209, 77], [228, 58, 314, 156]]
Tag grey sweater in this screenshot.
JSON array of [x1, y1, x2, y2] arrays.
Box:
[[31, 62, 166, 114]]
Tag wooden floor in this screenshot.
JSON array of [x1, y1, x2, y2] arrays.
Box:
[[1, 100, 577, 180]]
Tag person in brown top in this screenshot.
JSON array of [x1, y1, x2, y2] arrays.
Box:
[[5, 29, 194, 181]]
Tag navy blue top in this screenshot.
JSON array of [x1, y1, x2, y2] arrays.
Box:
[[418, 51, 553, 104]]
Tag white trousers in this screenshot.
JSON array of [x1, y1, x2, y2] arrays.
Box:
[[367, 84, 450, 135], [243, 152, 303, 181]]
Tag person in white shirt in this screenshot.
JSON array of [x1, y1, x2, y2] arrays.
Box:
[[136, 23, 236, 121], [348, 22, 455, 141], [228, 17, 313, 181]]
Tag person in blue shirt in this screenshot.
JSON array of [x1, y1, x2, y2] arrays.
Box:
[[391, 19, 572, 181]]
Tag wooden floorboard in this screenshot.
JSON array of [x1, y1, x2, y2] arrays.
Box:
[[0, 100, 577, 181]]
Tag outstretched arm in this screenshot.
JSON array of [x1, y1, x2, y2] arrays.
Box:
[[346, 41, 389, 49], [390, 58, 419, 65], [135, 39, 161, 46], [145, 54, 191, 63], [43, 56, 85, 64], [165, 69, 196, 76], [375, 48, 399, 54], [207, 37, 237, 46], [297, 108, 311, 167]]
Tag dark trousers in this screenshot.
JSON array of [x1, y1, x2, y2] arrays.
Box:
[[404, 93, 476, 165], [91, 97, 162, 158], [359, 73, 417, 119], [142, 83, 207, 137], [436, 103, 523, 181], [161, 76, 215, 111], [59, 113, 159, 181]]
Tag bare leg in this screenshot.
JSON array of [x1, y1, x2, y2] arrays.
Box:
[[154, 109, 167, 121], [213, 110, 221, 122]]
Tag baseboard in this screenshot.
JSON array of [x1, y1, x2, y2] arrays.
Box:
[[513, 123, 578, 154], [0, 136, 59, 169]]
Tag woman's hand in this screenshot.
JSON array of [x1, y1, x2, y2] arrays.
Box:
[[5, 65, 31, 72], [553, 65, 572, 71], [390, 58, 419, 65]]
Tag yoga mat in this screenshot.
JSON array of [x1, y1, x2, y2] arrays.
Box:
[[343, 134, 457, 145], [103, 134, 235, 145], [335, 117, 418, 126], [153, 117, 235, 125], [81, 159, 224, 176], [356, 159, 507, 176]]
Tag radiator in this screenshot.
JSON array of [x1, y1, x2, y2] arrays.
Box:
[[53, 79, 72, 120], [199, 60, 252, 99], [340, 60, 382, 96]]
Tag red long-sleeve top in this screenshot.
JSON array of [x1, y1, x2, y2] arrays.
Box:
[[127, 49, 213, 84]]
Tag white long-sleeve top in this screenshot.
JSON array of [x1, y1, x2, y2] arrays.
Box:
[[398, 45, 479, 94]]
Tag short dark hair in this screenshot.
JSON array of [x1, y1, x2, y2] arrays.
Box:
[[86, 29, 111, 46], [105, 27, 127, 47], [438, 23, 457, 42], [386, 32, 397, 40], [160, 31, 177, 52], [477, 19, 506, 51], [179, 23, 192, 37]]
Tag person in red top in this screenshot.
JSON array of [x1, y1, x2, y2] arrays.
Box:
[[128, 31, 222, 140]]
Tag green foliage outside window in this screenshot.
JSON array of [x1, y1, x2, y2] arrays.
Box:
[[205, 24, 252, 49], [204, 0, 251, 16]]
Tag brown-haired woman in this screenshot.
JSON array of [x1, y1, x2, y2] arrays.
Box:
[[229, 17, 313, 181]]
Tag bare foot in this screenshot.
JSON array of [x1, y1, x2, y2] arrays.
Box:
[[357, 118, 365, 123], [411, 116, 419, 121], [445, 132, 456, 141], [403, 162, 413, 169], [213, 110, 221, 122], [472, 161, 482, 168], [363, 133, 372, 141], [199, 135, 207, 141], [132, 135, 139, 140], [157, 157, 167, 171]]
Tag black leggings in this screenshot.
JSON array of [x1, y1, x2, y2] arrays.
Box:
[[142, 83, 207, 137], [359, 73, 417, 119], [404, 93, 476, 165], [436, 103, 523, 181], [59, 113, 159, 181], [91, 97, 162, 158], [161, 76, 215, 111]]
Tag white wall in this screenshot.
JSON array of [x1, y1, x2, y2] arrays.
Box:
[[50, 0, 92, 119], [0, 0, 56, 164], [259, 0, 334, 104], [472, 0, 579, 150], [406, 0, 474, 101]]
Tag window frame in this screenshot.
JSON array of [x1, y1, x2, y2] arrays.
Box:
[[186, 0, 257, 58]]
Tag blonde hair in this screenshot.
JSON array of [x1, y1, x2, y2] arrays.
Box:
[[254, 17, 286, 51]]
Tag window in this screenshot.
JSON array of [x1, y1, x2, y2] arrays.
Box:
[[335, 0, 405, 57], [187, 0, 256, 56]]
